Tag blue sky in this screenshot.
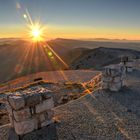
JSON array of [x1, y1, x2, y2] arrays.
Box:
[[0, 0, 140, 39]]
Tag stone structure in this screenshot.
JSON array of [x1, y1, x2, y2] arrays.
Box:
[[6, 88, 54, 137], [136, 59, 140, 69], [120, 56, 139, 72], [85, 73, 102, 91], [132, 57, 140, 70], [102, 64, 125, 92]]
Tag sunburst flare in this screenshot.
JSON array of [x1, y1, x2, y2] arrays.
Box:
[[28, 22, 46, 42]]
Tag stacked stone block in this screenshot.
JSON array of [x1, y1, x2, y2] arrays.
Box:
[[6, 89, 54, 136], [132, 57, 140, 70], [121, 56, 135, 72], [102, 64, 125, 92], [136, 59, 140, 69]]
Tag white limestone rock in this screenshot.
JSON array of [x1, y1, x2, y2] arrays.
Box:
[[9, 114, 14, 127], [37, 110, 54, 124], [127, 67, 133, 72], [35, 98, 54, 114], [104, 68, 111, 76], [110, 69, 121, 77], [14, 118, 38, 135], [109, 82, 122, 92], [41, 120, 53, 128], [25, 93, 42, 107], [38, 113, 47, 123], [47, 110, 54, 120], [125, 62, 134, 67], [41, 90, 53, 100], [103, 76, 112, 82], [6, 103, 13, 116], [113, 76, 121, 83], [8, 95, 25, 110], [105, 67, 120, 77], [102, 82, 109, 90], [13, 108, 31, 122]]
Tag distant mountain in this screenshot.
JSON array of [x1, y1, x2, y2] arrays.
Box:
[[0, 39, 84, 84], [0, 38, 140, 84], [71, 47, 140, 70], [49, 38, 140, 51]]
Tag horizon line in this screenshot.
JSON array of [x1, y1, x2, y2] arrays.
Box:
[[0, 37, 140, 42]]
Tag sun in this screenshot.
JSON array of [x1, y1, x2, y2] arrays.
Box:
[[32, 28, 40, 38], [28, 22, 45, 42]]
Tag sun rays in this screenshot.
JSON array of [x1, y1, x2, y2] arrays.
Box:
[[28, 22, 46, 42], [14, 2, 94, 94]]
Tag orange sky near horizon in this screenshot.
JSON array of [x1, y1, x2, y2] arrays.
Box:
[[0, 25, 140, 41], [1, 0, 140, 42]]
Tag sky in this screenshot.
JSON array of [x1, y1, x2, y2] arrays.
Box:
[[0, 0, 140, 40]]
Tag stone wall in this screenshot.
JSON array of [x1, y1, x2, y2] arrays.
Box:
[[133, 58, 140, 70], [102, 64, 125, 92], [0, 124, 10, 140], [121, 56, 140, 72], [84, 73, 102, 91], [6, 88, 54, 136]]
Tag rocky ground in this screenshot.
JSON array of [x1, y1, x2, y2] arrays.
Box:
[[55, 70, 140, 140], [0, 82, 87, 126], [0, 70, 100, 92], [0, 70, 101, 126], [0, 70, 140, 140], [71, 47, 140, 70]]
